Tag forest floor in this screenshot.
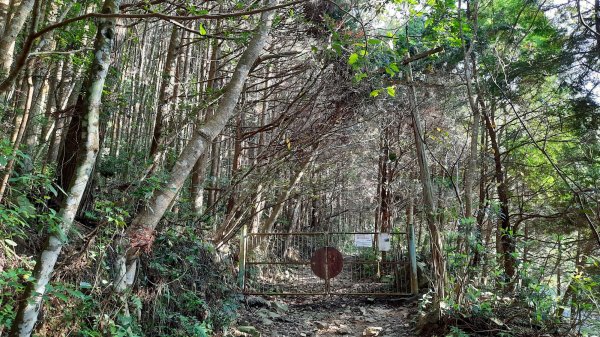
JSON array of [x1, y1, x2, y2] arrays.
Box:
[[232, 295, 417, 337]]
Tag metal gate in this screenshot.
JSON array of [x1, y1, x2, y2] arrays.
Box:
[[238, 230, 418, 296]]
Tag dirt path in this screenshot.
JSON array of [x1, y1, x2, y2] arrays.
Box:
[[232, 296, 416, 337]]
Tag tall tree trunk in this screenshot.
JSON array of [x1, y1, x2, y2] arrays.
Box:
[[148, 26, 181, 161], [0, 0, 9, 35], [0, 70, 33, 203], [207, 137, 222, 211], [472, 119, 487, 267], [406, 51, 446, 314], [481, 98, 516, 288], [226, 109, 245, 215], [462, 0, 480, 222], [9, 1, 119, 335], [191, 33, 220, 215], [0, 0, 35, 75], [114, 4, 276, 291], [596, 0, 600, 55]]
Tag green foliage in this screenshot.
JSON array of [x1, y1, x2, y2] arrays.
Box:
[[142, 226, 239, 335], [447, 326, 470, 337], [91, 200, 130, 227], [0, 268, 29, 329]]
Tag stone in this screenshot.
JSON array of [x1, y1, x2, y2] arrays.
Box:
[[363, 326, 383, 336], [237, 326, 260, 337], [246, 296, 271, 308], [273, 301, 289, 313], [336, 325, 352, 335], [257, 308, 280, 319], [314, 321, 329, 329]]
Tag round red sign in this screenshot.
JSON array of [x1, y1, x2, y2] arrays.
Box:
[[310, 247, 343, 280]]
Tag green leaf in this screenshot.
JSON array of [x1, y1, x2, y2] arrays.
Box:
[[354, 72, 367, 82], [47, 184, 58, 197], [367, 38, 382, 45], [199, 23, 207, 36], [17, 195, 35, 214], [370, 90, 379, 97], [53, 292, 69, 301], [348, 53, 359, 65], [331, 42, 342, 54], [386, 86, 396, 97], [389, 63, 400, 72]]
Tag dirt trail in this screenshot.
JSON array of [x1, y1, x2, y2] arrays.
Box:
[[233, 296, 416, 337]]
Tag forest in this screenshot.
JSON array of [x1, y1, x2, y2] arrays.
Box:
[[0, 0, 599, 336]]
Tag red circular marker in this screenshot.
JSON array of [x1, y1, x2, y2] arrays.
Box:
[[310, 247, 343, 279]]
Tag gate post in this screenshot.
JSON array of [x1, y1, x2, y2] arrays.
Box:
[[408, 223, 419, 295], [238, 225, 247, 290], [325, 231, 330, 294]]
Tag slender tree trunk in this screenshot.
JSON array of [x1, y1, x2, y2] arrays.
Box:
[[207, 137, 222, 211], [596, 0, 600, 55], [0, 0, 9, 36], [472, 119, 488, 267], [406, 51, 446, 314], [191, 34, 220, 214], [0, 70, 33, 203], [148, 26, 180, 161], [249, 67, 270, 233], [481, 98, 516, 288], [23, 66, 49, 167], [0, 0, 35, 75], [9, 1, 120, 335], [462, 6, 480, 221], [226, 109, 245, 215]]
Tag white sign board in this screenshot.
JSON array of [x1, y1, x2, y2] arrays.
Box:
[[354, 233, 373, 248], [378, 233, 391, 251]]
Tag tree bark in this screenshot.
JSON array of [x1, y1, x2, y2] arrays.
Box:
[[462, 0, 480, 221], [406, 51, 446, 313], [0, 0, 35, 75], [9, 1, 120, 335], [148, 26, 181, 161], [191, 32, 220, 215], [481, 98, 516, 288], [0, 70, 34, 203], [596, 0, 600, 55], [0, 0, 9, 35]]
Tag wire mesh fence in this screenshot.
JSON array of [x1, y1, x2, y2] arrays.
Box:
[[242, 232, 413, 296]]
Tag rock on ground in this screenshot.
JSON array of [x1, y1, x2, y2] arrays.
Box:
[[232, 296, 415, 337]]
